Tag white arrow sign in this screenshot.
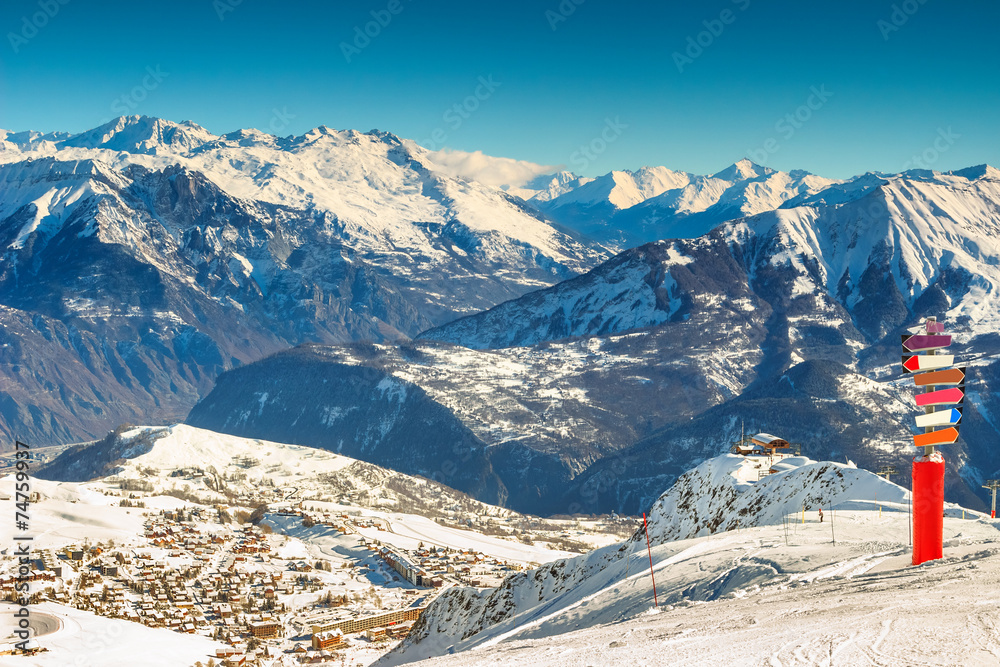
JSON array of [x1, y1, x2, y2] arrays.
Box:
[[915, 408, 962, 429]]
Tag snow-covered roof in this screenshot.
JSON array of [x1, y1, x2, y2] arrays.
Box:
[[750, 433, 789, 447]]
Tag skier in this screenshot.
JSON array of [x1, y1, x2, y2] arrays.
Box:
[[818, 508, 824, 523]]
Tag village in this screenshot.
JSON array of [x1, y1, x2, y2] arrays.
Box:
[[0, 426, 637, 665], [1, 491, 544, 666]]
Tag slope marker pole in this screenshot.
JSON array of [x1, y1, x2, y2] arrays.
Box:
[[983, 480, 999, 519], [642, 512, 658, 607]]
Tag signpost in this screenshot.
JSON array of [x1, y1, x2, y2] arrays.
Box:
[[903, 317, 965, 566]]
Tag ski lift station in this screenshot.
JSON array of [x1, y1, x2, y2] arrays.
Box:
[[731, 432, 798, 480]]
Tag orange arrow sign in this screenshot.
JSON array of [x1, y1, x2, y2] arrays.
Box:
[[914, 367, 966, 387], [913, 427, 959, 448]]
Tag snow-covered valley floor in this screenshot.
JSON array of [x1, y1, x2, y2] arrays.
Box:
[[388, 510, 1000, 666]]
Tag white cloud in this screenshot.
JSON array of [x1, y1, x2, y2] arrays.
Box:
[[412, 145, 558, 190]]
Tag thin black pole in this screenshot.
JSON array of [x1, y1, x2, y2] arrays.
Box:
[[643, 512, 658, 607], [830, 505, 835, 546]]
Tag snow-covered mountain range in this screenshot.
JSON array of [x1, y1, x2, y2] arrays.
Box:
[[0, 116, 607, 444], [522, 159, 838, 248], [186, 164, 1000, 513], [5, 114, 1000, 519]]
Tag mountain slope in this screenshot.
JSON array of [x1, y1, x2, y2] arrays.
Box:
[[36, 423, 516, 520], [379, 454, 992, 666], [424, 167, 1000, 354], [0, 116, 608, 445], [184, 345, 506, 505], [184, 167, 1000, 514], [412, 167, 1000, 511]]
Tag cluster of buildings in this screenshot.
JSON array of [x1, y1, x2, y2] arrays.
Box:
[[1, 501, 444, 665], [373, 543, 519, 589]]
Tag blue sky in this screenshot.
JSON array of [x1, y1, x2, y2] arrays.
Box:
[[1, 0, 997, 178]]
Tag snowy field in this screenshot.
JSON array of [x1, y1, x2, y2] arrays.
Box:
[[383, 510, 1000, 666], [353, 514, 576, 565], [0, 602, 226, 667]]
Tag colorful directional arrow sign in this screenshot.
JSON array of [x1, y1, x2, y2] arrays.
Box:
[[914, 386, 965, 407], [901, 334, 952, 352], [902, 354, 955, 373], [913, 427, 960, 448], [915, 407, 962, 429], [903, 318, 958, 567], [913, 367, 966, 387]]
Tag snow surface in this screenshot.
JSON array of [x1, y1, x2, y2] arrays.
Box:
[[0, 478, 145, 551], [353, 514, 575, 565], [0, 602, 227, 667], [383, 516, 1000, 666], [381, 454, 1000, 666]]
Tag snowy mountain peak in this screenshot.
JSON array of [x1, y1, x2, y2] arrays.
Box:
[[950, 163, 1000, 182], [639, 454, 907, 543], [59, 115, 217, 154], [712, 158, 774, 181]]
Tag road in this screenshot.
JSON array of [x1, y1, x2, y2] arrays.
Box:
[[0, 604, 62, 640]]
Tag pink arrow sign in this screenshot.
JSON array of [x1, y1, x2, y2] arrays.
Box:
[[915, 387, 965, 407], [926, 321, 945, 334], [901, 335, 952, 352]]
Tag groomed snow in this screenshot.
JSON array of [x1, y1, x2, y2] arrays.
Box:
[[0, 602, 227, 667], [382, 509, 1000, 666]]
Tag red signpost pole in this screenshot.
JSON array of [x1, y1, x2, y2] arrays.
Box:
[[905, 317, 952, 566], [912, 452, 945, 565], [642, 512, 658, 607]]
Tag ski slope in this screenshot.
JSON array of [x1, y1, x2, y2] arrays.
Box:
[[382, 510, 1000, 666]]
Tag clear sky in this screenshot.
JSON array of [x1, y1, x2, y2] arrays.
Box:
[[1, 0, 997, 179]]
